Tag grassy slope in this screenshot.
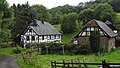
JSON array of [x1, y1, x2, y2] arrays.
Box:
[[115, 13, 120, 23], [53, 24, 78, 42]]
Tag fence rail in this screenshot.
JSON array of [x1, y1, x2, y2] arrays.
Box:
[[51, 59, 120, 68]]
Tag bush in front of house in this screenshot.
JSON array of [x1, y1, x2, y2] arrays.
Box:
[[99, 44, 108, 54], [26, 42, 75, 54], [13, 45, 24, 54], [77, 42, 90, 54]]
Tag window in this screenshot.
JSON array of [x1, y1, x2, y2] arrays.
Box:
[[48, 36, 50, 39], [29, 29, 32, 32], [32, 36, 35, 40], [95, 27, 98, 31], [26, 36, 29, 41], [91, 27, 94, 31], [87, 27, 90, 31], [82, 32, 86, 36], [87, 32, 90, 36], [51, 36, 54, 39], [56, 35, 60, 39]]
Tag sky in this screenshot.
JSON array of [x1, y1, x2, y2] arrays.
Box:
[[6, 0, 90, 9]]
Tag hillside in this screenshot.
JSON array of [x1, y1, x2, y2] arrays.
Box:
[[53, 24, 78, 42], [115, 13, 120, 22]]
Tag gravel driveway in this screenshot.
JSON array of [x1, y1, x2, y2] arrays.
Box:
[[0, 55, 21, 68]]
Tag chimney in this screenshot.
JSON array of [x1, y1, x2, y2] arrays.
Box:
[[32, 19, 37, 26], [41, 19, 44, 24]]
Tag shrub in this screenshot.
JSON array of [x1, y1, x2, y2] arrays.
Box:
[[100, 44, 108, 53], [78, 42, 89, 54], [26, 42, 74, 54], [13, 46, 23, 54], [0, 44, 8, 48]]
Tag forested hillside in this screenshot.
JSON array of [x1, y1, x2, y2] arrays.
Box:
[[0, 0, 120, 43]]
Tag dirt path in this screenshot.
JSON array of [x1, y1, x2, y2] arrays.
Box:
[[0, 55, 21, 68]]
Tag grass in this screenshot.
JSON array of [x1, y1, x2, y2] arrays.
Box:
[[38, 48, 120, 68], [1, 47, 120, 68], [53, 24, 61, 32], [61, 32, 78, 42], [115, 13, 120, 23], [0, 47, 15, 56]]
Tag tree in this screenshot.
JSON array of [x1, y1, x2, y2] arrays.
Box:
[[11, 2, 32, 39], [50, 14, 63, 24], [94, 3, 115, 22], [89, 31, 100, 54], [31, 5, 49, 22], [78, 8, 94, 24], [61, 13, 78, 33], [0, 28, 10, 43], [0, 0, 12, 28], [49, 4, 78, 15], [0, 0, 12, 43], [109, 0, 120, 12]]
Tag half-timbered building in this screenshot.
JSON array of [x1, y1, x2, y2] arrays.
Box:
[[15, 19, 61, 47], [73, 19, 118, 51]]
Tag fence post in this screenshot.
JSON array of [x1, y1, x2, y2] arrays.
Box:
[[51, 61, 54, 68], [63, 60, 65, 68], [102, 60, 106, 68], [54, 61, 56, 68], [61, 45, 65, 54], [45, 46, 49, 54], [71, 59, 73, 67], [78, 58, 81, 68]]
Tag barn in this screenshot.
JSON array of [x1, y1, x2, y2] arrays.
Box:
[[73, 19, 118, 51]]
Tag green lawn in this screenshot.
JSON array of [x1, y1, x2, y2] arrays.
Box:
[[38, 48, 120, 68], [0, 47, 15, 56]]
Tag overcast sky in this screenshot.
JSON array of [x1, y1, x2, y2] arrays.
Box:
[[6, 0, 90, 9]]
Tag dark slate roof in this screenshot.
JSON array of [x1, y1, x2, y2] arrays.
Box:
[[30, 20, 61, 35], [105, 21, 112, 25], [95, 20, 117, 37], [105, 21, 117, 30]]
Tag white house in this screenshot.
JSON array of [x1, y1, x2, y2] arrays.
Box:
[[19, 19, 61, 47]]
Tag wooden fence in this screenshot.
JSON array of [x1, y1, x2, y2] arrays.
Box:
[[51, 59, 120, 68]]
